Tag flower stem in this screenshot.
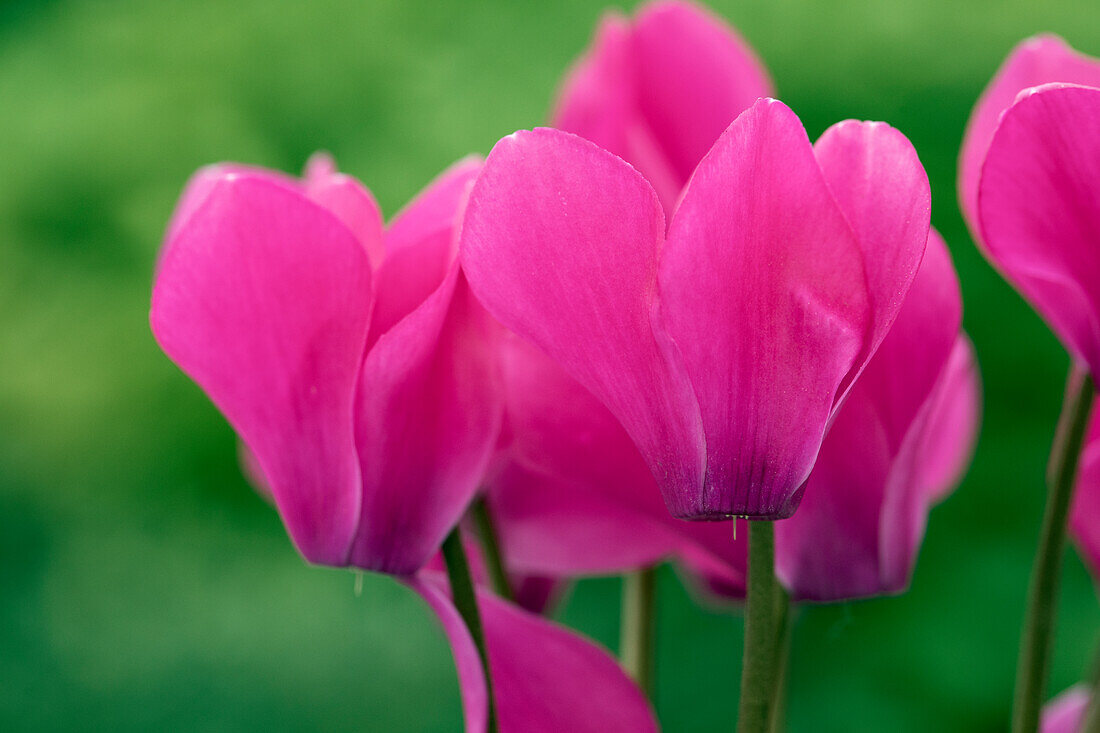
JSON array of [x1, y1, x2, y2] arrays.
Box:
[[472, 498, 514, 601], [769, 586, 792, 733], [1012, 368, 1094, 733], [620, 564, 658, 698], [441, 526, 498, 733], [738, 520, 779, 733]]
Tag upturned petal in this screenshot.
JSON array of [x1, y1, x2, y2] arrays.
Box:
[[368, 157, 483, 352], [774, 230, 969, 601], [349, 268, 501, 574], [303, 152, 386, 269], [813, 119, 931, 395], [915, 335, 982, 502], [459, 127, 706, 516], [150, 172, 373, 565], [659, 98, 871, 518], [960, 35, 1100, 232], [978, 83, 1100, 374], [408, 574, 659, 733], [552, 0, 772, 210], [631, 0, 773, 185], [1041, 685, 1090, 733]]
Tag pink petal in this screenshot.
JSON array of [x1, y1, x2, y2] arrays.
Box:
[[460, 127, 705, 517], [410, 573, 658, 733], [406, 576, 489, 733], [150, 172, 373, 565], [813, 119, 931, 395], [385, 156, 483, 256], [978, 83, 1100, 374], [487, 334, 696, 575], [368, 157, 482, 352], [631, 0, 773, 188], [488, 333, 749, 596], [162, 164, 298, 259], [348, 269, 502, 574], [552, 2, 771, 212], [775, 230, 964, 601], [480, 586, 658, 733], [960, 35, 1100, 232], [659, 98, 870, 519], [551, 12, 637, 168], [549, 10, 681, 210], [302, 152, 386, 269], [1070, 411, 1100, 582], [915, 335, 982, 502], [1041, 685, 1090, 733]]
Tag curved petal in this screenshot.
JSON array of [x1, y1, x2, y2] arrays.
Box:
[[1070, 411, 1100, 583], [631, 0, 773, 187], [915, 334, 982, 502], [162, 164, 298, 261], [960, 35, 1100, 232], [660, 98, 870, 519], [775, 230, 962, 601], [813, 120, 931, 395], [405, 577, 489, 733], [368, 157, 482, 352], [551, 2, 771, 212], [489, 334, 750, 596], [1041, 684, 1090, 733], [303, 152, 386, 269], [385, 156, 483, 256], [150, 172, 373, 565], [552, 15, 686, 211], [480, 588, 659, 733], [551, 12, 637, 165], [978, 83, 1100, 374], [460, 127, 705, 518], [410, 573, 658, 733], [349, 268, 502, 574], [487, 334, 692, 575]]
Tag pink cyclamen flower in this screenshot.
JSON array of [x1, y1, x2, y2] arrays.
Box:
[[460, 98, 930, 521], [962, 38, 1100, 375], [771, 232, 980, 601], [482, 231, 978, 603], [1041, 685, 1090, 733], [959, 34, 1100, 234], [150, 156, 656, 733], [553, 0, 772, 211]]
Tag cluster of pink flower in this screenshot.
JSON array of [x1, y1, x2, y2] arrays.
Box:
[[149, 2, 1100, 731]]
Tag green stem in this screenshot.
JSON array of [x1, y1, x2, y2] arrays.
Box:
[[1012, 369, 1095, 733], [738, 520, 779, 733], [472, 498, 514, 601], [769, 586, 792, 733], [620, 565, 658, 699], [441, 527, 498, 733]]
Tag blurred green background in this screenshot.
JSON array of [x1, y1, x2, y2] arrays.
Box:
[[3, 0, 1100, 729]]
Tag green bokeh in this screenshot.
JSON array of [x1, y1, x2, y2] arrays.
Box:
[[2, 0, 1099, 730]]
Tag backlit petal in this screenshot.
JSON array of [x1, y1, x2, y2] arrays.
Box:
[[151, 172, 372, 564], [978, 83, 1100, 373], [660, 98, 869, 518]]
